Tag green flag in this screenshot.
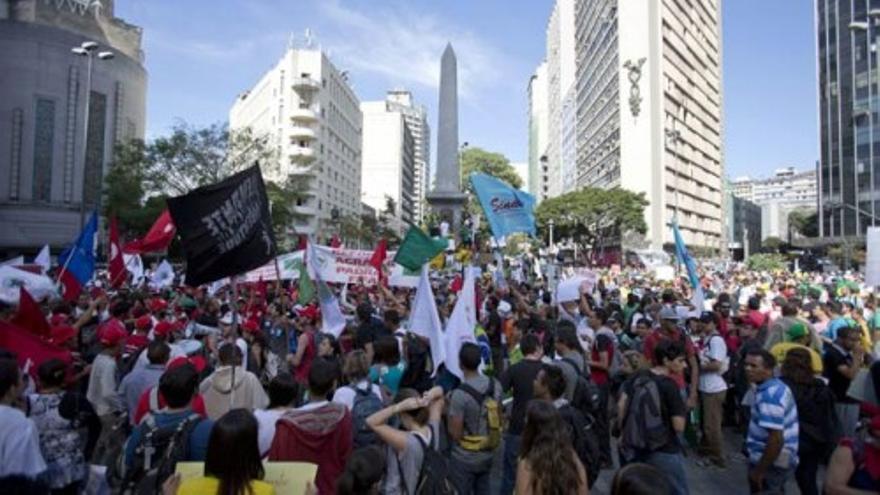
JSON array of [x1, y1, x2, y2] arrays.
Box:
[[394, 226, 448, 271], [296, 258, 315, 305]]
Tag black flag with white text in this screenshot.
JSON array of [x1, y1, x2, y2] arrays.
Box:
[[167, 165, 277, 286]]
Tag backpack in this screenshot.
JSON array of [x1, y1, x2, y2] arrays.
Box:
[[118, 413, 202, 495], [620, 372, 669, 460], [456, 380, 502, 452], [399, 425, 457, 495], [351, 386, 383, 448], [558, 404, 601, 489], [561, 357, 602, 418]]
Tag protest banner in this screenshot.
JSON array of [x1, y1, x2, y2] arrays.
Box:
[[176, 462, 318, 493]]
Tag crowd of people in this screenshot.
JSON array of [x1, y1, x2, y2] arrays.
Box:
[[2, 256, 880, 495]]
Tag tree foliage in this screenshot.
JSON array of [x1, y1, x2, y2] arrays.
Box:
[[788, 208, 818, 238], [762, 236, 784, 252], [534, 187, 649, 252], [460, 146, 523, 191], [746, 253, 787, 272]]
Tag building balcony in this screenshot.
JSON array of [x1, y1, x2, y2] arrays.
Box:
[[294, 204, 317, 215], [290, 107, 318, 123], [289, 145, 316, 163], [290, 126, 316, 141], [289, 164, 318, 176], [292, 77, 320, 92]]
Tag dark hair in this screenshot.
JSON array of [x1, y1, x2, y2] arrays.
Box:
[[308, 356, 338, 397], [356, 303, 373, 322], [661, 290, 675, 304], [458, 343, 482, 372], [37, 359, 67, 389], [555, 324, 582, 352], [204, 409, 265, 495], [0, 358, 19, 399], [635, 318, 651, 328], [342, 350, 370, 384], [781, 303, 799, 317], [218, 342, 243, 366], [520, 400, 582, 494], [627, 294, 640, 305], [159, 363, 199, 408], [146, 340, 171, 365], [520, 334, 540, 356], [611, 463, 671, 495], [395, 388, 429, 426], [540, 364, 566, 400], [780, 348, 815, 386], [336, 445, 386, 495], [591, 307, 607, 324], [373, 336, 400, 366], [267, 373, 298, 409], [747, 296, 761, 311], [318, 333, 341, 357], [653, 339, 686, 366], [384, 309, 401, 326], [745, 348, 777, 369], [838, 326, 860, 341]]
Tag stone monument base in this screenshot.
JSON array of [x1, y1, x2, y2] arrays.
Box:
[[427, 190, 468, 231]]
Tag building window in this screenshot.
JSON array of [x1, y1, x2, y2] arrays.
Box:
[[33, 98, 56, 202], [83, 91, 107, 210]]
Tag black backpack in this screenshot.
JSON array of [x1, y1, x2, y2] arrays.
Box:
[[558, 404, 600, 489], [351, 386, 383, 448], [560, 357, 601, 418], [118, 413, 202, 495], [399, 425, 457, 495], [620, 372, 669, 460]]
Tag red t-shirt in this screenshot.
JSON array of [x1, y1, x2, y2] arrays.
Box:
[[642, 328, 695, 389], [132, 386, 208, 425], [590, 331, 615, 386]]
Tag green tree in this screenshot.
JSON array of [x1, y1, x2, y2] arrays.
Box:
[[788, 208, 818, 238], [746, 253, 787, 271], [535, 187, 649, 255], [460, 146, 523, 191], [762, 236, 784, 252]]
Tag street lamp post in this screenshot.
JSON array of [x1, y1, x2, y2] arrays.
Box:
[[71, 41, 114, 228], [548, 219, 555, 249], [665, 127, 682, 222]]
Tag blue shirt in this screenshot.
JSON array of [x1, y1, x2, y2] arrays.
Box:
[[124, 409, 214, 469], [118, 365, 164, 423], [746, 378, 799, 469], [826, 317, 854, 341]]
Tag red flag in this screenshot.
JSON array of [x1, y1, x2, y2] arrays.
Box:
[[296, 235, 308, 251], [0, 320, 72, 379], [108, 216, 126, 288], [122, 209, 176, 254], [10, 287, 50, 338], [450, 274, 463, 293], [329, 235, 342, 248], [369, 239, 387, 285]]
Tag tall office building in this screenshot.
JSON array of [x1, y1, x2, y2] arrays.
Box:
[[731, 167, 818, 240], [817, 1, 880, 238], [230, 34, 362, 236], [545, 0, 577, 199], [360, 100, 416, 234], [573, 0, 725, 251], [528, 62, 550, 200], [385, 90, 430, 223], [0, 0, 146, 253]]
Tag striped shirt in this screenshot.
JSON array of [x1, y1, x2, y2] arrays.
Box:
[[746, 378, 799, 469]]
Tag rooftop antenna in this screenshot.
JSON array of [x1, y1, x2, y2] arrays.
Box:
[[304, 28, 314, 48]]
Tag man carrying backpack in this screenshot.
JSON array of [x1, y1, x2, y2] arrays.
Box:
[[121, 361, 214, 493], [617, 339, 690, 495], [586, 308, 620, 468], [554, 323, 587, 402], [447, 343, 503, 495]]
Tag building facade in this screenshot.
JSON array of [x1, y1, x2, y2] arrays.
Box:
[[0, 0, 147, 253], [360, 100, 416, 234], [545, 0, 577, 199], [725, 190, 762, 261], [528, 62, 550, 200], [229, 37, 362, 236], [573, 0, 725, 251], [817, 0, 880, 238], [385, 90, 430, 223], [730, 167, 818, 239]]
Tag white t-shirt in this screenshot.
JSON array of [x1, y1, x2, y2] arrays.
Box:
[[0, 405, 46, 478], [254, 408, 286, 456], [698, 333, 729, 393], [331, 380, 383, 411]]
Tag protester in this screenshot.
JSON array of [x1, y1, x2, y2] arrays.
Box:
[[696, 311, 728, 468], [743, 348, 799, 494], [369, 336, 406, 399], [254, 373, 298, 457], [824, 326, 865, 438], [610, 463, 672, 495], [515, 399, 589, 494], [0, 358, 47, 487], [199, 342, 269, 420], [336, 445, 386, 495], [118, 340, 169, 423], [553, 322, 586, 402], [87, 319, 127, 465], [824, 414, 880, 494]]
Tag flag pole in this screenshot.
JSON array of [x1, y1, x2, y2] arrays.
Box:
[[231, 275, 240, 335], [273, 256, 283, 298]]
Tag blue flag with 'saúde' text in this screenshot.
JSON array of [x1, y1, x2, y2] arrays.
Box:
[[469, 172, 536, 240]]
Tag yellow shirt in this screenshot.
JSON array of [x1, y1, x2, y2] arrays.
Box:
[[769, 342, 823, 374], [178, 476, 275, 495]]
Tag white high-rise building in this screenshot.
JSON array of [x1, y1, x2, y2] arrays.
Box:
[[528, 62, 550, 200], [361, 101, 416, 234], [385, 90, 430, 222], [545, 0, 577, 199], [229, 36, 362, 236], [574, 0, 725, 251], [730, 167, 817, 240]]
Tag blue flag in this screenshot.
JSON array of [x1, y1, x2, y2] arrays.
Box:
[[58, 212, 98, 299], [469, 172, 536, 240], [672, 220, 700, 289]]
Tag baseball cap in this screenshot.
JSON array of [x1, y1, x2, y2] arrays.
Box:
[[786, 322, 809, 341], [242, 319, 260, 334], [135, 315, 153, 331], [699, 311, 716, 324], [98, 320, 128, 346], [659, 307, 679, 321], [166, 356, 207, 373], [497, 301, 512, 318], [154, 320, 174, 338], [49, 325, 77, 347]]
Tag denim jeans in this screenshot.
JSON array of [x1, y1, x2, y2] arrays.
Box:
[[501, 433, 521, 495], [748, 464, 794, 494], [626, 451, 690, 495], [449, 455, 493, 495]]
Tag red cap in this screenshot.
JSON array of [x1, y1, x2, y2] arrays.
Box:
[[49, 325, 77, 346], [49, 314, 69, 327], [149, 299, 168, 313], [154, 320, 174, 338], [242, 319, 260, 334], [135, 315, 153, 331], [166, 356, 206, 373], [98, 320, 128, 346], [298, 304, 320, 321]]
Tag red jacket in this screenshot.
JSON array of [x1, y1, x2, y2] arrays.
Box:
[[268, 402, 353, 494]]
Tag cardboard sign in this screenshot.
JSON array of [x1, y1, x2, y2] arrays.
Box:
[[176, 461, 318, 494]]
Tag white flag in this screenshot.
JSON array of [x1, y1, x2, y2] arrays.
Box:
[[149, 260, 175, 289], [0, 256, 24, 267], [307, 241, 346, 337], [0, 266, 58, 304], [444, 266, 478, 380], [123, 254, 144, 284], [408, 264, 445, 376], [34, 245, 51, 274]]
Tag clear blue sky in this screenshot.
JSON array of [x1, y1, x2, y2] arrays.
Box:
[[117, 0, 817, 181]]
